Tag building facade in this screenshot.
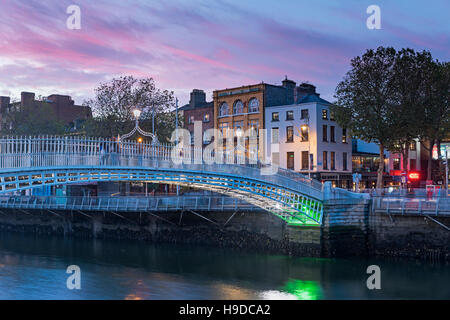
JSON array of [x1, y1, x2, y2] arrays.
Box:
[[0, 92, 92, 131], [265, 86, 352, 188], [179, 89, 214, 145], [213, 78, 298, 158]]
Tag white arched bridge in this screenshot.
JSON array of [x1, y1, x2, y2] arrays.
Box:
[[0, 136, 359, 226]]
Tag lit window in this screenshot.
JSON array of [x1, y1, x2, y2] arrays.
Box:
[[233, 100, 244, 114], [248, 120, 259, 137], [234, 121, 243, 137], [203, 114, 210, 122], [219, 122, 229, 137], [322, 109, 328, 120], [286, 111, 294, 121], [286, 126, 294, 142], [272, 112, 279, 121], [342, 128, 347, 143], [248, 98, 259, 113]]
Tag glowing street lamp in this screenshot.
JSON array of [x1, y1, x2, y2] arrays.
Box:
[[133, 109, 142, 120]]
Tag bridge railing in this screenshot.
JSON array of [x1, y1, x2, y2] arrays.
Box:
[[0, 195, 261, 212], [372, 196, 450, 216], [0, 136, 324, 199]]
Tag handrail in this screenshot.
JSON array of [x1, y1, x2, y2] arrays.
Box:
[[0, 195, 262, 212], [0, 135, 324, 195]]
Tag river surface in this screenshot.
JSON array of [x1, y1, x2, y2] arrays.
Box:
[[0, 233, 448, 300]]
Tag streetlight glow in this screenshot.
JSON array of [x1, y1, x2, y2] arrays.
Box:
[[133, 109, 142, 119]]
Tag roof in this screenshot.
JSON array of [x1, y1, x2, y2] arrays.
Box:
[[298, 94, 332, 105], [179, 101, 213, 111]]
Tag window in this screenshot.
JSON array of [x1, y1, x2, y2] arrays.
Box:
[[248, 119, 259, 137], [219, 122, 229, 137], [342, 128, 347, 143], [219, 102, 229, 116], [286, 110, 294, 120], [343, 152, 348, 171], [271, 128, 279, 144], [287, 152, 295, 170], [188, 115, 194, 124], [234, 121, 243, 137], [330, 111, 335, 121], [323, 125, 328, 142], [286, 126, 294, 142], [322, 109, 328, 120], [233, 100, 244, 114], [301, 151, 309, 170], [300, 125, 309, 142], [410, 142, 416, 151], [248, 98, 259, 113], [272, 112, 279, 122], [393, 158, 400, 170], [323, 151, 328, 170], [203, 114, 210, 122], [330, 126, 335, 142], [301, 109, 309, 119], [331, 152, 336, 170]]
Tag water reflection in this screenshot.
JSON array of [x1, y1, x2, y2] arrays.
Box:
[[0, 233, 449, 300]]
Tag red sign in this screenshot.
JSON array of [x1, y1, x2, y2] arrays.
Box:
[[408, 172, 420, 180]]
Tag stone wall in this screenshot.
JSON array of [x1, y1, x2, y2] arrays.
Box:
[[321, 198, 450, 261], [0, 208, 322, 257]]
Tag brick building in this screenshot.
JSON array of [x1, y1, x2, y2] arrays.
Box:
[[213, 78, 306, 158], [0, 92, 92, 131], [179, 89, 214, 145]]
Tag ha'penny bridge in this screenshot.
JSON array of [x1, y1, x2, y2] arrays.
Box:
[[0, 136, 363, 227]]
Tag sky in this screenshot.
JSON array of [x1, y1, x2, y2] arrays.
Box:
[[0, 0, 448, 106]]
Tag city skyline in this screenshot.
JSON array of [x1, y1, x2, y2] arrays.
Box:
[[0, 0, 448, 105]]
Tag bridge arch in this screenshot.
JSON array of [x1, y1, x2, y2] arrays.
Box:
[[0, 136, 327, 225]]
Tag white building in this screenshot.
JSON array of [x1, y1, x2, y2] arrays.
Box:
[[265, 92, 352, 188]]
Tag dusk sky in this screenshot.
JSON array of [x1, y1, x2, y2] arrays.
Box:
[[0, 0, 448, 106]]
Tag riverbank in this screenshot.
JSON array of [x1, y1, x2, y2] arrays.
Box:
[[0, 199, 448, 261]]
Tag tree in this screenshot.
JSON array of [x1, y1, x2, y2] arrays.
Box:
[[418, 61, 450, 180], [332, 47, 399, 190], [84, 76, 178, 141], [389, 49, 434, 175], [1, 101, 66, 136]]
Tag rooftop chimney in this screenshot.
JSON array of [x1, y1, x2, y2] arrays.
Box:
[[189, 89, 206, 108], [0, 96, 10, 112], [282, 77, 296, 105], [21, 92, 35, 106], [295, 83, 316, 102]]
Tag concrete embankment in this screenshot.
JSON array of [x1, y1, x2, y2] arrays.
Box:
[[0, 200, 448, 261]]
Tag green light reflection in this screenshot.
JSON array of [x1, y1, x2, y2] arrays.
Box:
[[282, 279, 322, 300]]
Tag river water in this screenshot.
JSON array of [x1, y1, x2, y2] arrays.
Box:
[[0, 233, 448, 300]]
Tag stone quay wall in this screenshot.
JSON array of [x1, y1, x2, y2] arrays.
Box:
[[0, 199, 448, 261]]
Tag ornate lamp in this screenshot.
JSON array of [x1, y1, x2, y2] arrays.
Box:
[[119, 108, 160, 145]]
